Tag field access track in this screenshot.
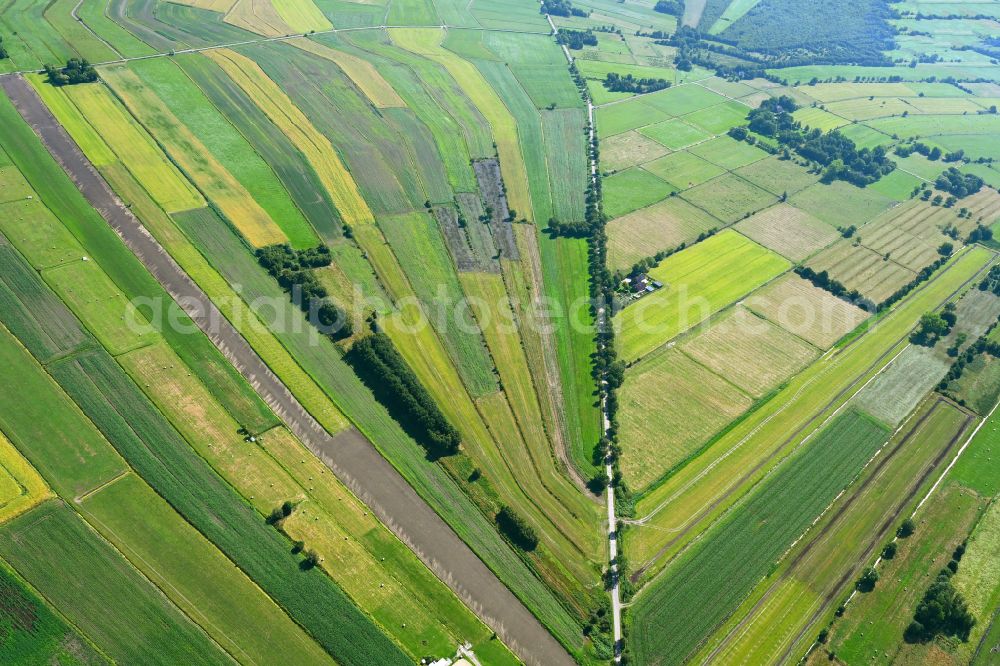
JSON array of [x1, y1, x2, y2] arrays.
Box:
[[0, 74, 572, 666]]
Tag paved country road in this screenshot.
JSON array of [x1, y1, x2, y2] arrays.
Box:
[[0, 73, 574, 666]]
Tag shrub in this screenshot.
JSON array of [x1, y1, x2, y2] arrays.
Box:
[[496, 506, 539, 551]]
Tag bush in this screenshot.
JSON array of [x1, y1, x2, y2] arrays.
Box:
[[496, 506, 539, 551], [857, 567, 879, 592]]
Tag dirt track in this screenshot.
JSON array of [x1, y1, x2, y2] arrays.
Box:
[[0, 74, 574, 666]]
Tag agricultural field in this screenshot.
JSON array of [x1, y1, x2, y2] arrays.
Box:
[[614, 230, 791, 362], [5, 2, 1000, 665]]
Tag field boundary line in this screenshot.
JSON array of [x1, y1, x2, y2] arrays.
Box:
[[629, 247, 985, 582], [72, 469, 131, 504], [0, 74, 574, 666]]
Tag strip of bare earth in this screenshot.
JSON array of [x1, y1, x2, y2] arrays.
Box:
[[0, 73, 573, 666]]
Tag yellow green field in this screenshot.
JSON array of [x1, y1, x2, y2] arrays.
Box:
[[32, 80, 203, 214], [389, 28, 533, 220], [0, 431, 52, 524], [205, 48, 376, 226], [102, 65, 288, 246], [291, 38, 405, 108], [614, 230, 791, 362]]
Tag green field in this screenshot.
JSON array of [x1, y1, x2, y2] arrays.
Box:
[[0, 501, 230, 664], [615, 230, 791, 361], [603, 167, 673, 218], [631, 410, 890, 666], [0, 559, 103, 665]]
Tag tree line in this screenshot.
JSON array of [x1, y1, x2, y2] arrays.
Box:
[[603, 73, 670, 94], [732, 96, 896, 186], [256, 243, 352, 340], [347, 332, 461, 458]]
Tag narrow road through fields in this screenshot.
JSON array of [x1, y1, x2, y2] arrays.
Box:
[[547, 11, 624, 662], [0, 74, 574, 666]]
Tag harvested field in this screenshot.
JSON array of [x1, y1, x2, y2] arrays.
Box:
[[852, 345, 950, 426], [619, 348, 752, 489], [807, 241, 918, 303], [792, 105, 849, 131], [745, 273, 870, 348], [680, 306, 819, 398], [615, 230, 790, 361], [607, 197, 722, 270], [0, 198, 84, 270], [601, 130, 670, 172], [735, 203, 839, 261], [680, 173, 778, 223]]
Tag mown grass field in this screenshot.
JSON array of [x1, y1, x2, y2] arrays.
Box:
[[628, 248, 993, 579], [615, 230, 791, 362], [681, 306, 819, 398], [607, 196, 721, 270], [631, 409, 890, 666], [734, 203, 838, 262], [619, 347, 752, 489]]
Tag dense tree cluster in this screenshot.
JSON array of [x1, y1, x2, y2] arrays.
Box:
[[653, 0, 683, 15], [256, 244, 352, 340], [895, 141, 942, 161], [495, 506, 539, 550], [935, 167, 984, 198], [556, 29, 598, 50], [980, 265, 1000, 295], [43, 58, 97, 86], [348, 333, 461, 457], [603, 72, 670, 94], [968, 224, 994, 245], [905, 549, 976, 643], [739, 97, 895, 186], [714, 0, 896, 67], [940, 317, 1000, 390], [541, 0, 587, 17], [911, 303, 956, 346]]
